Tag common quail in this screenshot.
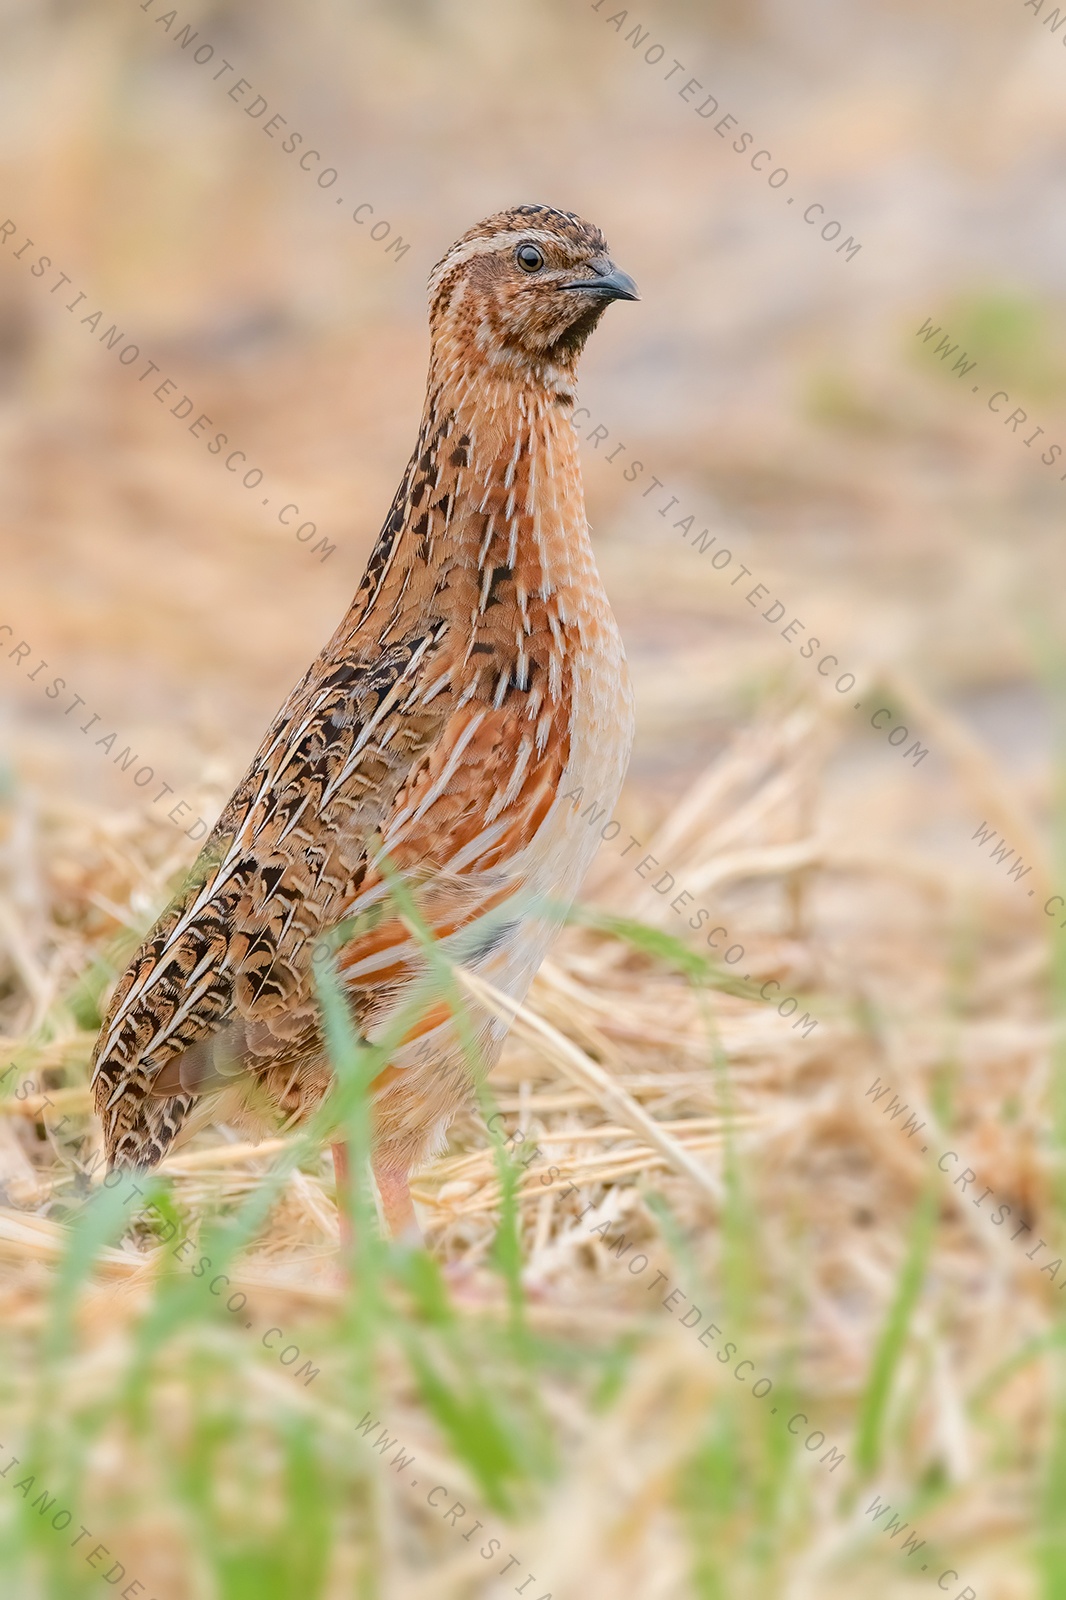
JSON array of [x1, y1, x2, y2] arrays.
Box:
[[91, 204, 638, 1240]]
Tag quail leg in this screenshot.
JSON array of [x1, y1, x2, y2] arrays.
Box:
[[332, 1140, 354, 1251], [333, 1140, 422, 1246], [371, 1155, 422, 1245]]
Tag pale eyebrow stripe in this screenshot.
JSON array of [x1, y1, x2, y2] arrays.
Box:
[[427, 230, 571, 295]]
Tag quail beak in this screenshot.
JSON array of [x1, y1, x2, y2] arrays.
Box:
[[559, 261, 640, 303]]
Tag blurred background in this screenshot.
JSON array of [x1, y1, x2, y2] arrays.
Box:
[[1, 0, 1065, 1595]]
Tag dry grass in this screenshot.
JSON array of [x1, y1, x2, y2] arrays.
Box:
[[0, 677, 1056, 1597]]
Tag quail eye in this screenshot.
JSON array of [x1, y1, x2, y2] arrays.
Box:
[[516, 243, 545, 273]]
